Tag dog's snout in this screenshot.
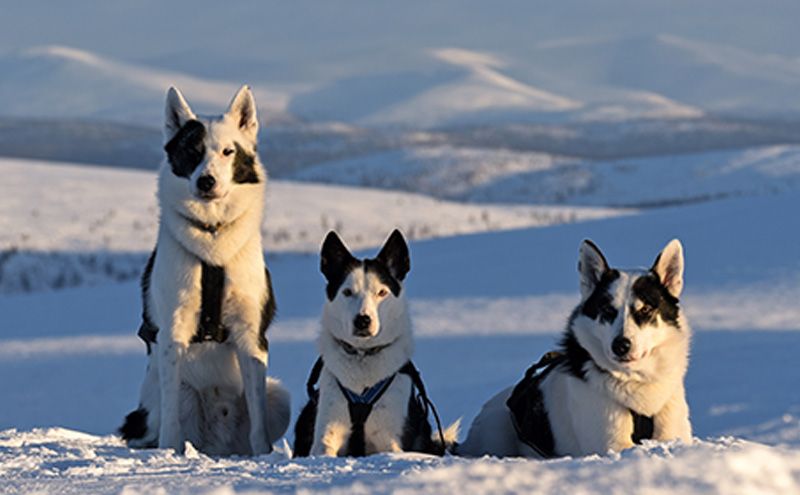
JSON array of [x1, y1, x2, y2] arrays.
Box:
[[353, 314, 372, 335], [611, 336, 631, 357], [196, 174, 216, 193]]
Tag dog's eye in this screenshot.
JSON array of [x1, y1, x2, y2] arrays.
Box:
[[342, 288, 353, 297], [639, 304, 655, 317], [222, 148, 234, 157], [377, 289, 389, 298]]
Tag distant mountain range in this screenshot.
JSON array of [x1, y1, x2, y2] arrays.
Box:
[[2, 35, 800, 129]]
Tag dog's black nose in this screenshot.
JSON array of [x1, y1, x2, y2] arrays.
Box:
[[197, 174, 216, 193], [612, 336, 631, 357], [353, 314, 371, 333]]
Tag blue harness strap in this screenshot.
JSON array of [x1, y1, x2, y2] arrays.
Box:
[[337, 374, 397, 457]]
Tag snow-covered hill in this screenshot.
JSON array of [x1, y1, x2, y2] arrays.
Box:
[[0, 46, 291, 126], [290, 144, 800, 206]]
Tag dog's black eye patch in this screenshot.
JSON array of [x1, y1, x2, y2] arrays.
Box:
[[631, 273, 680, 326], [164, 119, 206, 178], [232, 142, 260, 184], [324, 260, 362, 301], [581, 269, 620, 324], [364, 258, 402, 297]]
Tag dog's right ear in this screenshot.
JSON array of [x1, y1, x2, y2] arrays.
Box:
[[578, 239, 610, 299], [164, 87, 197, 143], [320, 231, 357, 282]]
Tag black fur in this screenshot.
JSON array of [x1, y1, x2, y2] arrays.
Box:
[[164, 119, 206, 178], [557, 322, 593, 380], [320, 231, 362, 301], [632, 272, 681, 327], [363, 259, 403, 297], [232, 142, 260, 184], [580, 269, 621, 324], [320, 230, 409, 301], [138, 250, 158, 353], [259, 267, 276, 353], [401, 385, 435, 453], [293, 400, 317, 458], [119, 407, 149, 441], [373, 229, 410, 283]]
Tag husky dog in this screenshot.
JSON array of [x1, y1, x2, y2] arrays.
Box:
[[120, 86, 290, 456], [459, 239, 692, 458], [293, 230, 457, 457]]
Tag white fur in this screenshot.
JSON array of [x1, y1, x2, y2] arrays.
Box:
[[128, 86, 289, 455], [459, 239, 692, 458]]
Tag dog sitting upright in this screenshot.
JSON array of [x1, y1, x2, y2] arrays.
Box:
[[293, 230, 457, 457], [120, 86, 290, 456], [459, 239, 692, 458]]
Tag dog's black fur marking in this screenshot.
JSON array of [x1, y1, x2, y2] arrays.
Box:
[[580, 269, 621, 324], [293, 399, 317, 458], [232, 142, 260, 184], [119, 407, 149, 441], [138, 250, 158, 354], [632, 272, 681, 327], [363, 258, 403, 297], [259, 267, 276, 353], [557, 322, 594, 380], [401, 387, 434, 452], [320, 232, 362, 301], [320, 230, 410, 301], [164, 119, 206, 178]]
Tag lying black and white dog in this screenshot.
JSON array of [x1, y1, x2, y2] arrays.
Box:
[[293, 230, 458, 457], [459, 239, 692, 458]]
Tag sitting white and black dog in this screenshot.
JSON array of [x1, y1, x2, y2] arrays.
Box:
[[459, 239, 692, 458], [119, 86, 290, 456], [293, 230, 458, 457]]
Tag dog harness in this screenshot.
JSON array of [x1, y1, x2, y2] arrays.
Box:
[[138, 262, 231, 351], [303, 355, 446, 457], [506, 350, 654, 458]]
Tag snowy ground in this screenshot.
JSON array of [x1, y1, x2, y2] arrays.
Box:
[[2, 156, 800, 493]]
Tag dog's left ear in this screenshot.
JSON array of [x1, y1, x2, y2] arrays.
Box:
[[226, 86, 258, 142], [652, 239, 684, 298], [375, 229, 410, 281]]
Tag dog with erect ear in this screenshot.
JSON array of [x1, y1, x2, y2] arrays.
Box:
[[293, 229, 459, 457], [458, 239, 692, 458], [119, 86, 290, 456]]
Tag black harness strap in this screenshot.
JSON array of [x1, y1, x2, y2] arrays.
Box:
[[398, 361, 447, 456], [193, 263, 229, 344], [136, 262, 230, 348], [507, 350, 655, 458], [506, 351, 565, 458]]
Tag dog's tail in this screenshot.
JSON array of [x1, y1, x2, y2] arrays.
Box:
[[434, 418, 462, 455]]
